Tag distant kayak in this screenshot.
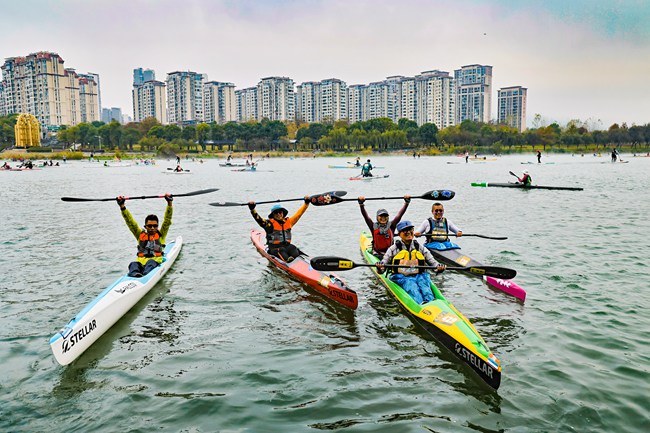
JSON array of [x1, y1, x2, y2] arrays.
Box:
[[521, 162, 555, 165], [329, 165, 384, 169], [219, 162, 248, 167], [469, 157, 497, 161], [472, 182, 583, 191], [349, 174, 390, 181]]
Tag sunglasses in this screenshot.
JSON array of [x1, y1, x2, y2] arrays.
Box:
[[433, 209, 444, 213], [400, 229, 414, 235], [145, 224, 158, 228]]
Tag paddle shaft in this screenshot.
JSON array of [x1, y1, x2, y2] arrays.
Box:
[[61, 188, 218, 202], [209, 190, 348, 207]]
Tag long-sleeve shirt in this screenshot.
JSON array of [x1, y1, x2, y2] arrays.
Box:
[[250, 202, 309, 235], [380, 239, 439, 268], [121, 205, 173, 264], [359, 201, 409, 233], [415, 218, 461, 236]]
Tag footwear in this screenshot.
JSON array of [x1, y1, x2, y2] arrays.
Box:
[[285, 256, 295, 263], [131, 272, 143, 278]]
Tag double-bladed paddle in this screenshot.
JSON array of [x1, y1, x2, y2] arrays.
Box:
[[344, 189, 456, 202], [310, 256, 517, 279], [447, 233, 507, 240], [209, 190, 348, 207], [61, 188, 219, 202], [167, 167, 191, 172]]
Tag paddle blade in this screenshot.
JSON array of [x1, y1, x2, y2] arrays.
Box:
[[308, 190, 347, 206], [464, 266, 516, 279], [310, 256, 357, 271], [420, 190, 455, 201]]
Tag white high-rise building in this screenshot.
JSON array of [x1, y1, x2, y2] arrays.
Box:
[[257, 77, 295, 121], [497, 86, 527, 132], [455, 64, 492, 124], [384, 76, 404, 122], [78, 73, 100, 123], [166, 71, 206, 124], [365, 81, 389, 120], [415, 70, 455, 128], [133, 79, 167, 124], [236, 87, 258, 122], [347, 85, 366, 123], [296, 82, 320, 123], [203, 81, 237, 124], [397, 77, 417, 122], [320, 78, 347, 122]]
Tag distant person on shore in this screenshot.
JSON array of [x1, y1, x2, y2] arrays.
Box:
[[116, 193, 173, 277], [176, 155, 181, 165], [537, 150, 542, 164], [465, 150, 469, 163], [413, 152, 417, 159], [361, 159, 373, 177], [358, 195, 411, 258], [415, 202, 462, 248], [517, 170, 532, 186]]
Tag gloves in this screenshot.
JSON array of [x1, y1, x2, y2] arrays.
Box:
[[164, 194, 173, 203], [116, 196, 125, 206], [304, 196, 311, 204], [404, 195, 411, 203], [358, 196, 365, 204], [248, 201, 256, 210]]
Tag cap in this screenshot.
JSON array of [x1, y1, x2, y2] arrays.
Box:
[[268, 204, 288, 218], [376, 208, 389, 217], [396, 220, 415, 233], [523, 170, 529, 174]]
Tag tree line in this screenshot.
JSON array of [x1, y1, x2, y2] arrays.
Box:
[[1, 113, 649, 153]]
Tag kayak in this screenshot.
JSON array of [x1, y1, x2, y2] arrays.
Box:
[[471, 182, 583, 191], [219, 162, 247, 167], [424, 242, 526, 301], [251, 230, 358, 309], [360, 232, 501, 389], [349, 174, 390, 181], [50, 236, 183, 365], [470, 157, 497, 161], [328, 165, 385, 169], [232, 167, 257, 172], [164, 170, 191, 174]]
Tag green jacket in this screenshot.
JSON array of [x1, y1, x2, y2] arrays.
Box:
[[121, 205, 173, 264]]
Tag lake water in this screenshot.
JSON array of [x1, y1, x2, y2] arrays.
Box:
[[1, 153, 648, 432]]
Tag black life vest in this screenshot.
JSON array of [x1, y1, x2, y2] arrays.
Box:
[[267, 218, 293, 245], [137, 231, 164, 258], [426, 217, 449, 243]]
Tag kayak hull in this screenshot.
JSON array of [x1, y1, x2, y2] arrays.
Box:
[[425, 245, 526, 301], [349, 175, 390, 181], [360, 232, 501, 389], [50, 236, 183, 365], [472, 182, 583, 191], [251, 230, 358, 309]]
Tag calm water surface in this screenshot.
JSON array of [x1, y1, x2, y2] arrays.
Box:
[[1, 154, 649, 432]]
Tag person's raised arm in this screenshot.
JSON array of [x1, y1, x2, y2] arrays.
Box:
[[391, 195, 411, 229], [248, 201, 272, 231], [287, 197, 310, 225], [358, 196, 374, 231], [117, 196, 141, 239]]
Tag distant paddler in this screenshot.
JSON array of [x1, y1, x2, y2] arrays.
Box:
[[361, 159, 373, 177], [116, 193, 173, 277]]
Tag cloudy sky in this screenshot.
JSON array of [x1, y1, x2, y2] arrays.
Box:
[[2, 0, 649, 128]]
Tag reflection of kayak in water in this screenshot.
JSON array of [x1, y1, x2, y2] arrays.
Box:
[[349, 174, 390, 181], [521, 162, 555, 165], [601, 160, 629, 164]]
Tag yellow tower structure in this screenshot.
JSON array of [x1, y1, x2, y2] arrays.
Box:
[[15, 114, 41, 148]]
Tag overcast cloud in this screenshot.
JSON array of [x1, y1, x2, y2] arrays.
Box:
[[2, 0, 649, 128]]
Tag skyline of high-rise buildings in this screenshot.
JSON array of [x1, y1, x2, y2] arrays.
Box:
[[0, 51, 527, 134]]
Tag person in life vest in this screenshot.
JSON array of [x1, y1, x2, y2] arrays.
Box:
[[248, 197, 310, 262], [358, 195, 411, 258], [518, 170, 532, 186], [354, 157, 361, 167], [414, 202, 462, 248], [361, 159, 373, 177], [377, 221, 446, 305], [174, 164, 183, 172], [116, 194, 173, 277]]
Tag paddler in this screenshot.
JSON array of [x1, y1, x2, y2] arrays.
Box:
[[377, 221, 446, 304], [360, 159, 373, 177], [414, 202, 462, 248], [517, 170, 532, 186], [248, 197, 310, 262], [358, 195, 411, 258], [116, 194, 173, 277]]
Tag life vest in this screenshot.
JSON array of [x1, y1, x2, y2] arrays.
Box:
[[522, 174, 532, 186], [372, 222, 393, 253], [267, 218, 293, 245], [361, 163, 372, 175], [426, 217, 449, 243], [391, 240, 425, 275], [137, 231, 164, 258]]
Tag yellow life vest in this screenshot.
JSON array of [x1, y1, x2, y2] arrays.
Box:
[[391, 240, 425, 275]]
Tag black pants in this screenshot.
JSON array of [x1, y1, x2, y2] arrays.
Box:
[[128, 259, 159, 277], [268, 244, 301, 262]]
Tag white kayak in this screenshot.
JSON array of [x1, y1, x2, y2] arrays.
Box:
[[50, 236, 183, 365]]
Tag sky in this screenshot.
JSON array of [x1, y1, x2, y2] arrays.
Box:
[[2, 0, 649, 129]]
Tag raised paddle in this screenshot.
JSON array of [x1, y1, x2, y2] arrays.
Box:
[[448, 233, 507, 240], [310, 256, 517, 279], [209, 190, 348, 207], [61, 188, 219, 202]]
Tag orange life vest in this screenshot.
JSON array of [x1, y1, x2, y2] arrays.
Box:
[[137, 231, 164, 257], [267, 218, 293, 245]]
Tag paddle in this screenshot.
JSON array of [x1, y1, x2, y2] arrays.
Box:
[[167, 167, 190, 172], [448, 233, 507, 240], [209, 190, 348, 207], [310, 256, 516, 279], [342, 189, 455, 202], [508, 171, 518, 179], [61, 188, 219, 202]]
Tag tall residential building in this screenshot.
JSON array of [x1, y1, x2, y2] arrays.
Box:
[[86, 72, 102, 113], [236, 87, 258, 122], [0, 82, 6, 116], [132, 79, 167, 124], [384, 76, 404, 122], [78, 73, 100, 123], [497, 86, 527, 132], [296, 79, 347, 123], [415, 70, 455, 128], [347, 84, 366, 124], [455, 64, 492, 124], [365, 81, 390, 121], [204, 81, 237, 124], [166, 71, 206, 125], [397, 77, 417, 122], [296, 81, 320, 123], [257, 77, 295, 121], [0, 51, 100, 127], [133, 68, 155, 86], [102, 107, 123, 123]]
